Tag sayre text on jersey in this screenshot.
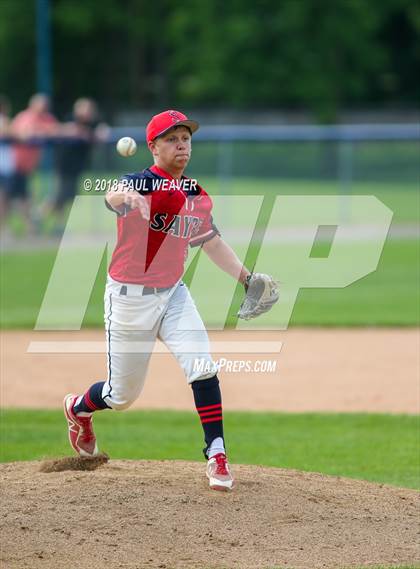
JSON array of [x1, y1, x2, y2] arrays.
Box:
[[149, 213, 202, 238]]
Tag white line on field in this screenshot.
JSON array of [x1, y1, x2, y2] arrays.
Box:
[[27, 341, 283, 354]]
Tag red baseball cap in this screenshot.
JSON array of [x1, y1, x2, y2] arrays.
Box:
[[146, 110, 199, 143]]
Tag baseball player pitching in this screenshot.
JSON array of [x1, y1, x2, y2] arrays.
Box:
[[64, 110, 278, 491]]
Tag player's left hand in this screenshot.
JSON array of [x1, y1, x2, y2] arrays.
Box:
[[237, 273, 279, 320]]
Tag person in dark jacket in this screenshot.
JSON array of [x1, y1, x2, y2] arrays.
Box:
[[53, 98, 108, 214]]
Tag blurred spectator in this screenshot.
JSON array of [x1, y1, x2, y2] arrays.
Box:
[[0, 95, 15, 232], [51, 97, 109, 217], [6, 94, 58, 233]]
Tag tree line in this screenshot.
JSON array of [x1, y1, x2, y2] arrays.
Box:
[[1, 0, 419, 121]]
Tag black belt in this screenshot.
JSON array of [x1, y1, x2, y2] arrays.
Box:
[[143, 285, 173, 295], [119, 284, 173, 296]]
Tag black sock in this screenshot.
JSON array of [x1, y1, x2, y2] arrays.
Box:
[[191, 375, 224, 458], [73, 381, 111, 414]]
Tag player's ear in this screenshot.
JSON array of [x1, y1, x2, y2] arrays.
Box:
[[148, 140, 158, 156]]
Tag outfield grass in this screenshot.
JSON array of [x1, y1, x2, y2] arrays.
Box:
[[1, 238, 418, 327], [1, 409, 418, 490], [199, 178, 420, 225], [2, 177, 418, 327], [31, 172, 419, 225]]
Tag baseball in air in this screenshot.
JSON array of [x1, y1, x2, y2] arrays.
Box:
[[116, 136, 137, 157]]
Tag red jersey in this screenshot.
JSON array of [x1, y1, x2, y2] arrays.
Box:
[[107, 165, 220, 287]]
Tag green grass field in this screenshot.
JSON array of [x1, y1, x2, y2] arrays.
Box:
[[2, 175, 418, 328], [1, 238, 418, 327], [1, 409, 418, 489], [1, 174, 419, 569], [200, 178, 419, 225]]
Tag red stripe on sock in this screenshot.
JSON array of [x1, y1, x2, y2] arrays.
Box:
[[201, 416, 223, 424], [196, 403, 222, 412], [199, 409, 223, 418], [84, 391, 100, 411]]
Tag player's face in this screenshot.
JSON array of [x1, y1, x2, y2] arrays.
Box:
[[150, 126, 192, 172]]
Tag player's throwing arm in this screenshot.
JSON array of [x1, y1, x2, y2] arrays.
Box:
[[106, 182, 150, 220]]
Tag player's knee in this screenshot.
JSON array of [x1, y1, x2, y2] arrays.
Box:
[[190, 374, 219, 389], [108, 399, 134, 411], [186, 357, 218, 384], [104, 372, 146, 410], [188, 371, 218, 384], [105, 390, 138, 411]]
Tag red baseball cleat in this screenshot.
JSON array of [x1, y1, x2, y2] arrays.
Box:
[[63, 394, 99, 457], [206, 453, 234, 491]]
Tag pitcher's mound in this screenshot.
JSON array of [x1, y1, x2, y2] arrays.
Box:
[[0, 460, 418, 569], [39, 453, 109, 472]]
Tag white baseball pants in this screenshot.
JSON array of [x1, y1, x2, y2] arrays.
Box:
[[101, 276, 217, 410]]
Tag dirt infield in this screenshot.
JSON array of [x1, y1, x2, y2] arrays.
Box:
[[1, 459, 418, 569], [1, 328, 418, 413], [1, 328, 419, 568]]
